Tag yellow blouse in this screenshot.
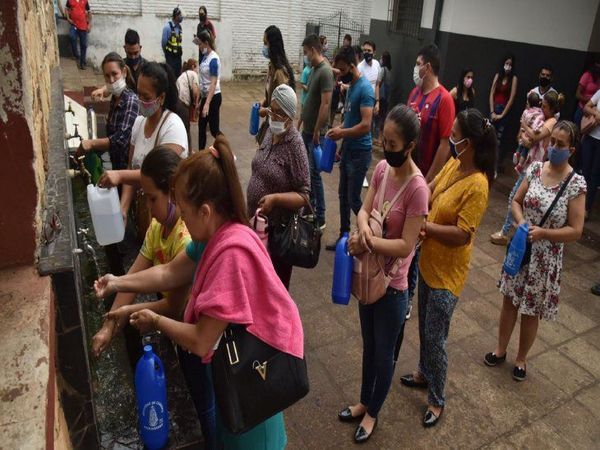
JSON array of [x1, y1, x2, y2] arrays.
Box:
[[419, 158, 489, 297]]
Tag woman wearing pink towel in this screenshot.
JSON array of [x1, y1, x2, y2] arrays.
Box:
[[129, 135, 304, 449]]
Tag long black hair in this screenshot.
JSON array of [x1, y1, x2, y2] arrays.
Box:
[[457, 108, 498, 183], [456, 67, 474, 103], [264, 25, 295, 90], [139, 61, 179, 112], [141, 145, 181, 194], [381, 51, 392, 70], [495, 53, 515, 94]]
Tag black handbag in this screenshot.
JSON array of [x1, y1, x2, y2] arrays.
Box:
[[268, 199, 322, 269], [506, 170, 575, 270], [211, 325, 309, 434]]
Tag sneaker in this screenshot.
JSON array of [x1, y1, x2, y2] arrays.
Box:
[[591, 283, 600, 296], [318, 220, 326, 231], [512, 365, 526, 381], [405, 300, 413, 320], [362, 177, 369, 188], [484, 352, 506, 367], [490, 231, 508, 246]]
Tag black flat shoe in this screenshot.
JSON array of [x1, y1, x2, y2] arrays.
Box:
[[400, 374, 428, 388], [513, 365, 526, 381], [354, 419, 377, 443], [338, 407, 364, 422], [423, 408, 443, 428], [484, 352, 507, 367]]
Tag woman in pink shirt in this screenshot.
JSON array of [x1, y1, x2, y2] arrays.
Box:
[[337, 105, 429, 443], [574, 58, 600, 126], [129, 136, 304, 449]]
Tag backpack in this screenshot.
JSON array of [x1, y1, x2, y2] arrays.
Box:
[[351, 166, 421, 304]]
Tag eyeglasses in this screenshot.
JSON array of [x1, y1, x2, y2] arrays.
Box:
[[266, 108, 287, 121]]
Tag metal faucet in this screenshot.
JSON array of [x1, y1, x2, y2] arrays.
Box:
[[65, 122, 82, 142], [67, 155, 92, 185], [65, 101, 75, 116]]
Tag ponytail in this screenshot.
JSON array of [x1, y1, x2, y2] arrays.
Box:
[[173, 134, 249, 225], [457, 108, 498, 184]]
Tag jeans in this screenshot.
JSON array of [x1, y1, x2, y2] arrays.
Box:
[[417, 276, 458, 407], [177, 347, 217, 450], [339, 144, 371, 233], [501, 171, 526, 235], [582, 135, 600, 211], [302, 133, 326, 223], [492, 103, 507, 168], [359, 287, 408, 417], [198, 93, 222, 150], [69, 26, 88, 67]]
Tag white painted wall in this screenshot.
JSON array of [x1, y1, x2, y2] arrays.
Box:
[[69, 0, 372, 79], [371, 0, 389, 21], [439, 0, 600, 51]]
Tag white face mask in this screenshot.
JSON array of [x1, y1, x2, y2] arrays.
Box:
[[270, 120, 286, 135], [201, 46, 208, 55], [413, 65, 423, 87], [107, 77, 127, 96]]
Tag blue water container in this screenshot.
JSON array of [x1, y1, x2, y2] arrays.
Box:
[[332, 233, 353, 305], [135, 345, 169, 450], [249, 102, 260, 136], [320, 137, 336, 173], [313, 144, 323, 172], [503, 223, 529, 276]]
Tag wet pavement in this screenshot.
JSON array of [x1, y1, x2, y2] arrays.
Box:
[[62, 57, 600, 449]]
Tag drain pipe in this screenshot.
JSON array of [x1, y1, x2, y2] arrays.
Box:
[[432, 0, 445, 47]]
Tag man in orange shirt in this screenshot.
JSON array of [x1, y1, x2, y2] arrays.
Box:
[[65, 0, 92, 70]]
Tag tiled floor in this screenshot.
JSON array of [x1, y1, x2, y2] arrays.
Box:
[[62, 58, 600, 449]]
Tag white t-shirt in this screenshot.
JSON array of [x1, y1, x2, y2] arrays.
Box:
[[199, 50, 221, 95], [358, 59, 381, 95], [130, 110, 189, 169], [528, 86, 557, 100], [589, 89, 600, 140], [177, 70, 199, 107]]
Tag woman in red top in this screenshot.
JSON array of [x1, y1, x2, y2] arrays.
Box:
[[488, 54, 518, 171]]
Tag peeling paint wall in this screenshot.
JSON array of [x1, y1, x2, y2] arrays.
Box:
[[0, 0, 59, 268]]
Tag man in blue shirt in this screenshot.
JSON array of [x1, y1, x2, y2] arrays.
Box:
[[326, 45, 375, 250], [162, 7, 184, 76]]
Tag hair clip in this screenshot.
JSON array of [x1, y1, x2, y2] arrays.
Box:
[[208, 146, 220, 159], [482, 118, 491, 129]]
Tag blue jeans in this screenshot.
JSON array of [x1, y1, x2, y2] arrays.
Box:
[[501, 171, 526, 235], [302, 133, 325, 223], [69, 26, 88, 67], [582, 135, 600, 211], [177, 347, 217, 450], [359, 287, 408, 417], [339, 144, 371, 233], [417, 276, 458, 407]]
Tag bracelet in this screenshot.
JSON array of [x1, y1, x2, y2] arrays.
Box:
[[153, 314, 162, 331]]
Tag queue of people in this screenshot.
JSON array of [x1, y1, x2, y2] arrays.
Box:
[[76, 8, 597, 445]]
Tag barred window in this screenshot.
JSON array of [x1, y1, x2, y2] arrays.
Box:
[[388, 0, 424, 38]]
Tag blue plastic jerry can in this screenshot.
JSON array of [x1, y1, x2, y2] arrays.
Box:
[[320, 137, 337, 173], [135, 345, 169, 449], [332, 233, 353, 305], [313, 144, 323, 172], [249, 102, 260, 135], [503, 223, 529, 276]]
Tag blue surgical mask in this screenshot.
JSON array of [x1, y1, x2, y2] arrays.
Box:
[[262, 45, 270, 59], [449, 136, 467, 159], [547, 146, 571, 165], [303, 55, 310, 66]]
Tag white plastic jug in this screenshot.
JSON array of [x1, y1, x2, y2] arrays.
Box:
[[87, 184, 125, 246]]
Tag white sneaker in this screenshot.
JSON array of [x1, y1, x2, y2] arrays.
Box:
[[362, 177, 369, 188]]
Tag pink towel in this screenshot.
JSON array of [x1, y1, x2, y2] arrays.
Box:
[[184, 221, 304, 360]]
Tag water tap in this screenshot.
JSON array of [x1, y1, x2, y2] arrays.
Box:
[[65, 101, 75, 116]]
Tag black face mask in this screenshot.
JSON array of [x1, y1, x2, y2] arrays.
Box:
[[340, 72, 353, 84], [199, 14, 206, 22], [539, 76, 551, 88], [383, 146, 408, 168], [364, 53, 373, 63]]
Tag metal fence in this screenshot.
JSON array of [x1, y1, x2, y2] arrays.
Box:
[[307, 10, 365, 51]]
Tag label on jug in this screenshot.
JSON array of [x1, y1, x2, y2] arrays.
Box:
[[142, 401, 165, 431]]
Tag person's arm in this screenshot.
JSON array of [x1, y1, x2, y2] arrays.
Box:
[[423, 221, 470, 247], [575, 84, 586, 103], [374, 82, 380, 116], [511, 176, 529, 225], [161, 24, 170, 51], [500, 76, 518, 118], [489, 74, 498, 114], [313, 90, 332, 143], [425, 138, 450, 183], [584, 97, 600, 121], [425, 94, 454, 182], [86, 3, 92, 31], [327, 106, 373, 140], [449, 87, 458, 100], [91, 85, 110, 100], [65, 0, 73, 25], [258, 192, 307, 213], [369, 215, 424, 258], [524, 118, 555, 144], [531, 193, 585, 243]]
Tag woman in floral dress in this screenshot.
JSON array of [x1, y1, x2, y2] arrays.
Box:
[[485, 121, 586, 381]]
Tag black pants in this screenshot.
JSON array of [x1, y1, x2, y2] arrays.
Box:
[[165, 53, 182, 77], [198, 93, 222, 150]]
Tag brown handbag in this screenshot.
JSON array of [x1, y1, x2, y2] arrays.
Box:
[[580, 114, 598, 135]]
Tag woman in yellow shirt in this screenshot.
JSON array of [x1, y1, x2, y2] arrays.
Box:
[[400, 109, 496, 427]]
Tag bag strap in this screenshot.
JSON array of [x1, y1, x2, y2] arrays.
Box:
[[538, 170, 575, 227], [377, 165, 422, 220], [186, 71, 194, 104], [152, 110, 172, 149]]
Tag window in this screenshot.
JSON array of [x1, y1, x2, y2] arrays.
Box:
[[388, 0, 424, 38]]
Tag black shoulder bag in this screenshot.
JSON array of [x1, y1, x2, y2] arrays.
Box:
[[507, 170, 575, 269], [211, 325, 309, 434]]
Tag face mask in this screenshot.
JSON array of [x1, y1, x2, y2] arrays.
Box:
[[262, 45, 270, 59], [504, 64, 512, 73], [464, 78, 473, 89], [270, 120, 286, 135], [449, 136, 468, 159], [547, 146, 570, 165], [139, 98, 161, 117], [303, 55, 310, 66], [413, 65, 423, 87], [126, 55, 140, 67], [199, 14, 206, 21], [202, 46, 208, 55], [383, 146, 409, 168], [539, 77, 551, 88], [340, 72, 353, 84], [364, 53, 373, 63], [107, 77, 127, 96]]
